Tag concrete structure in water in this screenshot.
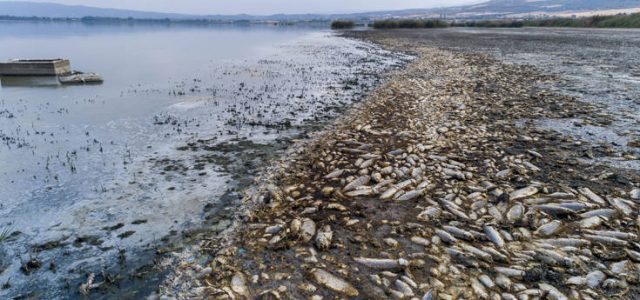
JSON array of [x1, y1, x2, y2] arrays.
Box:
[[0, 59, 71, 76]]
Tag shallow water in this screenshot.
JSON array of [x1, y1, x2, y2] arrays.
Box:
[[0, 22, 409, 298]]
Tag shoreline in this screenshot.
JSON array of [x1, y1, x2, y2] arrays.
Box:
[[0, 29, 410, 299], [161, 31, 640, 299]]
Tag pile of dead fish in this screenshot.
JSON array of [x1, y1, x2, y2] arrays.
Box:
[[163, 46, 640, 300]]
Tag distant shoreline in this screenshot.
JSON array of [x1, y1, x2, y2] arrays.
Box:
[[0, 15, 331, 26]]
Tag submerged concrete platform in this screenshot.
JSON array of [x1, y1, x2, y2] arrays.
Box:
[[0, 59, 71, 76]]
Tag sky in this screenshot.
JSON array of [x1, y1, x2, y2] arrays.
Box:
[[4, 0, 483, 15]]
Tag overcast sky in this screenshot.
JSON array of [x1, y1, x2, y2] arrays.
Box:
[[6, 0, 482, 15]]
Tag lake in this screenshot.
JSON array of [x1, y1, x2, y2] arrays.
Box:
[[0, 21, 408, 299]]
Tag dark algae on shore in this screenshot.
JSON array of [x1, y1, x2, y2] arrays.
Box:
[[161, 29, 640, 299]]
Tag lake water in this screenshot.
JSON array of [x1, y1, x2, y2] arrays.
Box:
[[0, 21, 408, 299]]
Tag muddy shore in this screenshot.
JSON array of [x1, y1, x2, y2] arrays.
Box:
[[160, 29, 640, 299]]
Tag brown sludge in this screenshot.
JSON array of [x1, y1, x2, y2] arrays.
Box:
[[167, 34, 640, 299]]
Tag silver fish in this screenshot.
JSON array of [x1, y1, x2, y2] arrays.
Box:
[[484, 225, 505, 247], [509, 186, 538, 201]]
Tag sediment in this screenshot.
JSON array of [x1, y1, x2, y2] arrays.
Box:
[[162, 32, 640, 299]]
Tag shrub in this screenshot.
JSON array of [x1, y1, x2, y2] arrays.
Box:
[[373, 19, 449, 29], [331, 20, 355, 29], [524, 13, 640, 28]]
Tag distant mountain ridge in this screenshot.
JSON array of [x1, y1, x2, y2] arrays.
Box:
[[0, 0, 639, 21], [0, 1, 196, 19]]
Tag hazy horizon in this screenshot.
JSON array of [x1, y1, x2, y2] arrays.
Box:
[[0, 0, 482, 15]]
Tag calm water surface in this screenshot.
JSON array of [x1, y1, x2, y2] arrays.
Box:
[[0, 22, 407, 298]]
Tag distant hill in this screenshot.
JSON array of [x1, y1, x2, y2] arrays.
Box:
[[440, 0, 640, 17], [0, 1, 194, 19], [0, 0, 639, 21]]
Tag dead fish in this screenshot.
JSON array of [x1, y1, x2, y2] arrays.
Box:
[[579, 216, 603, 229], [538, 283, 568, 300], [315, 225, 333, 250], [478, 274, 495, 289], [443, 225, 475, 241], [470, 277, 489, 299], [460, 243, 492, 262], [579, 209, 617, 219], [603, 278, 628, 289], [326, 203, 348, 211], [446, 248, 478, 267], [371, 172, 383, 183], [290, 219, 302, 235], [482, 246, 508, 262], [381, 186, 399, 200], [395, 279, 414, 297], [533, 204, 576, 217], [625, 249, 640, 262], [495, 274, 512, 290], [435, 229, 458, 244], [380, 166, 393, 174], [360, 158, 375, 168], [494, 267, 525, 279], [231, 273, 250, 297], [422, 290, 434, 300], [583, 230, 637, 240], [484, 225, 505, 247], [501, 293, 517, 300], [557, 202, 592, 212], [565, 276, 587, 286], [539, 238, 590, 247], [411, 168, 423, 178], [535, 249, 574, 267], [411, 236, 430, 247], [324, 169, 344, 179], [300, 218, 316, 242], [488, 206, 503, 222], [444, 204, 471, 220], [509, 186, 538, 201], [396, 189, 423, 201], [583, 234, 628, 247], [343, 176, 370, 192], [547, 192, 574, 199], [507, 204, 525, 223], [310, 268, 359, 297], [400, 276, 417, 289], [417, 206, 441, 221], [585, 270, 606, 288], [578, 187, 606, 205], [496, 169, 512, 179], [535, 220, 562, 236], [353, 257, 409, 270], [609, 260, 630, 274], [609, 198, 634, 216], [345, 186, 376, 197], [443, 168, 465, 180]]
